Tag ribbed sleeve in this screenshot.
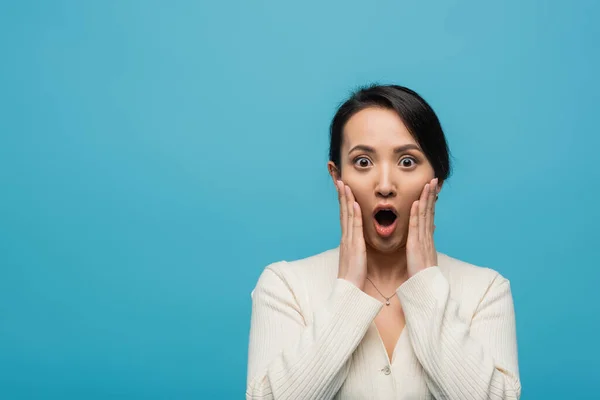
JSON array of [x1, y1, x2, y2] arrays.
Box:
[[246, 263, 383, 400], [396, 267, 522, 400]]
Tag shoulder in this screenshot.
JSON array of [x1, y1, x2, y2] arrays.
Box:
[[251, 247, 339, 298], [436, 251, 512, 308], [437, 251, 509, 285]]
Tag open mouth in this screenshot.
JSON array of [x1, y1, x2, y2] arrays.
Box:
[[374, 209, 397, 227], [373, 208, 398, 238]]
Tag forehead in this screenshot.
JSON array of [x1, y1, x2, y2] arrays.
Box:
[[342, 107, 416, 148]]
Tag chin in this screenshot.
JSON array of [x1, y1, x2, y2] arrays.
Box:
[[366, 234, 405, 254]]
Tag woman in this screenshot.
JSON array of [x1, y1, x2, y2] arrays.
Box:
[[246, 85, 521, 399]]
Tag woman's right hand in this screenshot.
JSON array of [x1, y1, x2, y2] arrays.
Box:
[[335, 180, 368, 291]]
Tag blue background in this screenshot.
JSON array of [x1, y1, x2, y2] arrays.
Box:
[[1, 1, 598, 398]]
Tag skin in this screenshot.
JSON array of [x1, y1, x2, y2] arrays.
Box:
[[327, 106, 443, 362]]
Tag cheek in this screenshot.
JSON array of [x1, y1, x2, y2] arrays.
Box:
[[344, 181, 369, 207], [404, 176, 429, 199], [409, 185, 425, 200], [397, 184, 426, 214], [350, 187, 369, 206]]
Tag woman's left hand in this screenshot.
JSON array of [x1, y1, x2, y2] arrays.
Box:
[[406, 177, 439, 279]]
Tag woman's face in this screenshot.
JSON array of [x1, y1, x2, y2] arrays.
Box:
[[328, 106, 441, 253]]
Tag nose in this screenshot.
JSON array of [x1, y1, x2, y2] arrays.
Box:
[[375, 167, 397, 198]]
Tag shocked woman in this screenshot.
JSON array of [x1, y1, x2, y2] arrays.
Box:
[[246, 84, 521, 400]]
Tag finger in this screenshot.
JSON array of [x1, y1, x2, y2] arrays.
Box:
[[407, 200, 419, 246], [352, 201, 365, 248], [345, 185, 354, 242], [418, 183, 429, 241], [337, 181, 347, 240], [426, 178, 437, 234]]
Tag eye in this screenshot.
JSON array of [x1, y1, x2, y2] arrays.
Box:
[[399, 157, 417, 168], [353, 157, 372, 169]]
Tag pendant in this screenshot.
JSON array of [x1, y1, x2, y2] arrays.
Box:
[[385, 300, 390, 306]]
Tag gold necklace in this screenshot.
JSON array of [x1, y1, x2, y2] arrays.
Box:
[[366, 277, 394, 306]]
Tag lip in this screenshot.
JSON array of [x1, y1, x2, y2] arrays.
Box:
[[372, 204, 399, 238], [372, 204, 398, 217]]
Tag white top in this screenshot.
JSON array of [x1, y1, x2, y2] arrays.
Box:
[[246, 247, 521, 399]]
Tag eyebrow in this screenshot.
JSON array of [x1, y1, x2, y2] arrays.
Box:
[[348, 144, 423, 155]]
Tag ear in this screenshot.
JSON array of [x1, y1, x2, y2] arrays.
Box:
[[327, 161, 341, 184]]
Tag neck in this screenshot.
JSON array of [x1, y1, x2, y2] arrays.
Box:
[[365, 244, 409, 289]]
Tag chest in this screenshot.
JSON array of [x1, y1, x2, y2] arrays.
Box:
[[362, 286, 406, 362], [373, 301, 405, 363], [334, 321, 431, 399]]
